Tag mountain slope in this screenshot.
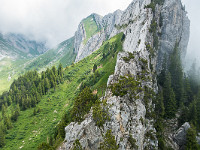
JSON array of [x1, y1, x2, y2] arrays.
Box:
[[0, 34, 30, 94], [24, 37, 76, 71], [1, 33, 124, 150], [3, 33, 47, 56], [0, 33, 76, 94], [0, 34, 28, 60]]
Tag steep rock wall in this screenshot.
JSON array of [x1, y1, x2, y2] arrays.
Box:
[[157, 0, 190, 69]]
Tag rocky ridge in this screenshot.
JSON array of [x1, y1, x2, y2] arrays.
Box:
[[62, 0, 190, 149]]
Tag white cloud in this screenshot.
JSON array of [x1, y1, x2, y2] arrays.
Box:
[[0, 0, 132, 47]]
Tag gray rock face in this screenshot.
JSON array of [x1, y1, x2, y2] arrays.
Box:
[[62, 0, 190, 149], [74, 0, 190, 70], [197, 134, 200, 145], [74, 0, 153, 62], [174, 122, 190, 146], [64, 114, 102, 150], [74, 11, 123, 62], [157, 0, 190, 70]]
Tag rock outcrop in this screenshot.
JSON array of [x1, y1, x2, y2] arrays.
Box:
[[74, 11, 123, 62], [62, 0, 190, 149], [174, 122, 190, 147], [197, 134, 200, 145]]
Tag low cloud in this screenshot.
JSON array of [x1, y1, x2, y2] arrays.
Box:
[[0, 0, 132, 47]]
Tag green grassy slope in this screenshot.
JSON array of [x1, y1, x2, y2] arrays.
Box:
[[83, 15, 100, 44], [25, 37, 76, 71], [0, 36, 33, 94], [0, 37, 76, 94], [1, 33, 124, 150]]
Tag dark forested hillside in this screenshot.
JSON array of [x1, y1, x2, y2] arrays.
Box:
[[156, 43, 200, 149]]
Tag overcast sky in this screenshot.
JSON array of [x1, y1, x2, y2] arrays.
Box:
[[0, 0, 199, 62]]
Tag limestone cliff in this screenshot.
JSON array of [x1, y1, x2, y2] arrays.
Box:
[[62, 0, 190, 149], [157, 0, 190, 69]]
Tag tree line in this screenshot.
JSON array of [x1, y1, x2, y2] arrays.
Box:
[[0, 64, 64, 148]]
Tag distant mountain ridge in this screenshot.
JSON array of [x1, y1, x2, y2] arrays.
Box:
[[0, 32, 48, 93], [0, 33, 47, 58]]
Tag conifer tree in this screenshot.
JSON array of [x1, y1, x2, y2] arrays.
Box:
[[188, 101, 197, 127], [188, 61, 199, 95], [11, 104, 20, 122], [169, 42, 183, 107], [178, 105, 189, 127], [72, 139, 83, 150], [155, 90, 165, 117], [7, 96, 12, 106], [4, 115, 12, 130], [186, 126, 199, 150], [163, 72, 176, 118], [58, 63, 63, 77], [196, 94, 200, 130], [99, 129, 119, 150], [16, 104, 20, 116], [1, 104, 6, 118], [0, 128, 5, 147], [183, 77, 193, 105], [71, 87, 97, 122], [93, 64, 97, 73], [158, 54, 167, 87], [41, 71, 46, 79], [44, 78, 50, 94], [31, 96, 36, 107], [52, 66, 57, 76], [22, 98, 26, 110]]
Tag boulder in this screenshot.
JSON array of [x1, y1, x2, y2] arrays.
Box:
[[174, 122, 190, 146]]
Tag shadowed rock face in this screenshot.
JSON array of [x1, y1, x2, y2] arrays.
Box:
[[174, 122, 190, 147], [174, 122, 200, 149], [197, 134, 200, 145], [62, 0, 190, 149]]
